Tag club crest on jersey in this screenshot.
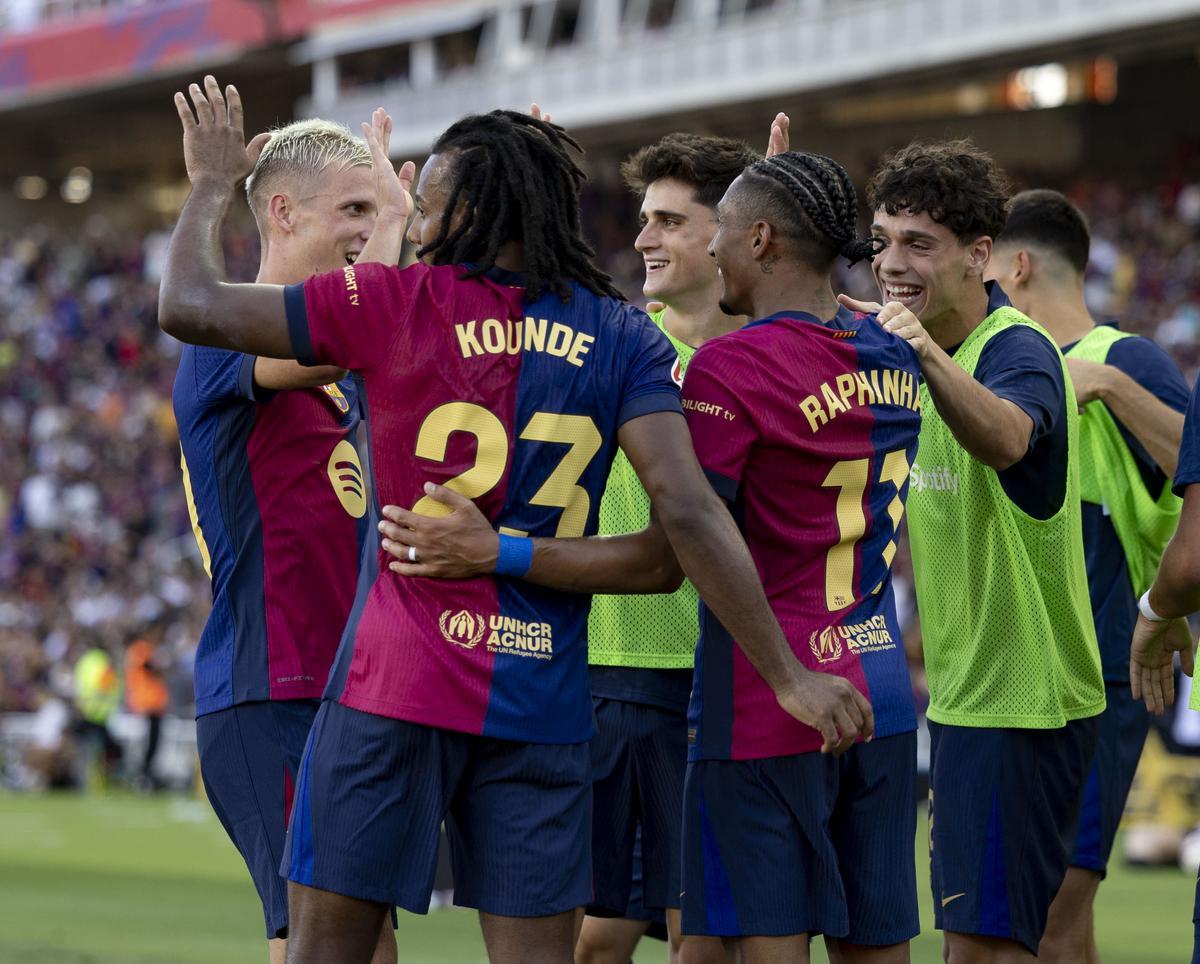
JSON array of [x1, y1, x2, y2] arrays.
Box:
[[326, 440, 366, 518], [321, 382, 350, 413], [809, 626, 844, 664], [439, 610, 487, 649]]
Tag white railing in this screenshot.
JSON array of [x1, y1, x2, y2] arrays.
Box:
[[300, 0, 1200, 155]]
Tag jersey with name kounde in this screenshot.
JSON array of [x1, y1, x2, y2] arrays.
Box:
[[907, 307, 1105, 728], [589, 310, 697, 669], [286, 262, 682, 744], [683, 308, 921, 761], [173, 351, 365, 716]]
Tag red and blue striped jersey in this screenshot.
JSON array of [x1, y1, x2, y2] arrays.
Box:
[[172, 350, 366, 717], [285, 261, 681, 744], [682, 308, 921, 761]]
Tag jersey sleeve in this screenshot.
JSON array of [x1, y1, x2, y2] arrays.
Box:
[[190, 346, 259, 406], [1105, 335, 1190, 485], [616, 310, 684, 426], [974, 325, 1065, 449], [681, 342, 757, 502], [285, 261, 410, 372], [1174, 380, 1200, 496]]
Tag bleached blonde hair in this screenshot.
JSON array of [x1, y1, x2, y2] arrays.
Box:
[[245, 119, 372, 226]]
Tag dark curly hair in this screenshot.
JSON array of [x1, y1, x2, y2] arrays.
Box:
[[621, 133, 760, 209], [866, 139, 1012, 241], [420, 110, 622, 303]]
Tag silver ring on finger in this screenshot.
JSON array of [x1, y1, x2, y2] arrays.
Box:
[[408, 545, 419, 563]]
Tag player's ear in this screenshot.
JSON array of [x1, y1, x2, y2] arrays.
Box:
[[750, 220, 772, 260], [1013, 248, 1033, 286], [965, 235, 992, 279], [268, 192, 296, 235]]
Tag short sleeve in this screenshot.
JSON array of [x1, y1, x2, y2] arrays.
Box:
[[286, 261, 412, 372], [681, 342, 758, 502], [1105, 334, 1190, 486], [1106, 336, 1191, 414], [190, 346, 258, 406], [974, 325, 1065, 448], [616, 310, 684, 426], [1173, 381, 1200, 496]]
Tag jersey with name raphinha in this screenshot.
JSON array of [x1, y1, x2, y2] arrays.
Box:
[[286, 262, 682, 744], [682, 308, 921, 761], [173, 351, 366, 716]]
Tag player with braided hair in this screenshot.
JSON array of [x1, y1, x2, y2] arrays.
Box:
[[384, 148, 925, 962], [161, 78, 873, 964], [413, 109, 623, 302]]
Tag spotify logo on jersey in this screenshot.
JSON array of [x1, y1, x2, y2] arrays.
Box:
[[326, 440, 366, 518]]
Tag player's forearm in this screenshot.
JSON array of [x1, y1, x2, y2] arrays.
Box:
[[1098, 368, 1184, 477], [1149, 488, 1200, 617], [654, 487, 799, 693], [358, 213, 408, 268], [525, 527, 684, 595], [159, 181, 292, 357], [922, 345, 1033, 470]]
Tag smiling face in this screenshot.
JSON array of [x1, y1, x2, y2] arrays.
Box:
[[870, 207, 991, 329], [634, 178, 721, 307], [283, 162, 377, 279], [706, 177, 760, 318], [407, 152, 462, 261]]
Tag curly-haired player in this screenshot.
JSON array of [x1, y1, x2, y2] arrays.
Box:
[[843, 141, 1106, 962]]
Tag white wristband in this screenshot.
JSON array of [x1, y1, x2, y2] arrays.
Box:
[[1139, 589, 1168, 623]]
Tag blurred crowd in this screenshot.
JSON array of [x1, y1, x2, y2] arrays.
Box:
[[1, 173, 1198, 789]]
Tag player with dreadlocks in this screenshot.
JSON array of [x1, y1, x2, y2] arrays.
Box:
[[160, 77, 872, 964], [379, 149, 924, 963]]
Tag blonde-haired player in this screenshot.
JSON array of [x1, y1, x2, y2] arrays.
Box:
[[171, 101, 409, 964]]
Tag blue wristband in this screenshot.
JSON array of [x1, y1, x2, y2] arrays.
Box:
[[495, 534, 533, 577]]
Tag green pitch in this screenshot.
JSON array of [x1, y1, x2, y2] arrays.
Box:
[[0, 792, 1191, 962]]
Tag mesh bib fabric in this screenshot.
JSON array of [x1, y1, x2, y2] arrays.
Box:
[[1066, 326, 1182, 595], [588, 311, 699, 669], [908, 307, 1105, 728]]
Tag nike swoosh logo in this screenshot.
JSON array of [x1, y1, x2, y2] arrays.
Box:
[[942, 892, 966, 907]]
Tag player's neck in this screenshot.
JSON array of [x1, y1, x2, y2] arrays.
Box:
[[750, 279, 839, 325], [660, 299, 743, 349], [926, 281, 990, 349], [1021, 285, 1096, 348], [256, 251, 305, 287], [493, 241, 524, 274]]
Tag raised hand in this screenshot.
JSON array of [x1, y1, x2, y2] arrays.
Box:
[[174, 75, 271, 189], [766, 112, 790, 158], [1131, 613, 1196, 715], [774, 667, 875, 755], [361, 107, 415, 222], [379, 483, 499, 579], [530, 103, 552, 124]]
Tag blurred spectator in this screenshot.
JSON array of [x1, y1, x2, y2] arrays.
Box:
[[125, 623, 170, 790], [72, 642, 121, 789]]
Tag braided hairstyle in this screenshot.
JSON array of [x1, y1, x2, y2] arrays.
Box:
[[419, 110, 623, 303], [737, 151, 879, 269]]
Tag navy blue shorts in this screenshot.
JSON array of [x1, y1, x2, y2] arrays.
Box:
[[1070, 682, 1151, 876], [197, 698, 318, 939], [681, 732, 918, 943], [283, 699, 592, 917], [588, 697, 686, 916], [928, 716, 1100, 954]]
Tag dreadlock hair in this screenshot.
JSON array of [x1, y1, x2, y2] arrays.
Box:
[[997, 189, 1091, 276], [867, 139, 1012, 242], [420, 110, 623, 303], [621, 133, 759, 209], [736, 151, 879, 269]]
